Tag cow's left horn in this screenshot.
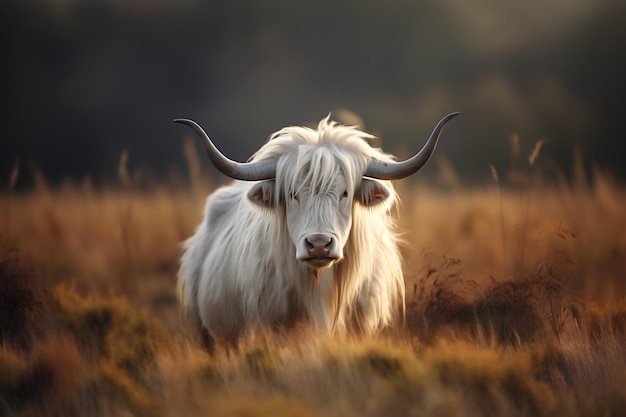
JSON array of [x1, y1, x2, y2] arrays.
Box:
[[174, 118, 278, 181], [364, 112, 460, 180]]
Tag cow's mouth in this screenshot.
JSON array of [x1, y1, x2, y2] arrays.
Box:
[[304, 257, 338, 269]]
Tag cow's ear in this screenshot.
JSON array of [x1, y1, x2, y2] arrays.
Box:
[[357, 179, 390, 207], [247, 180, 277, 207]]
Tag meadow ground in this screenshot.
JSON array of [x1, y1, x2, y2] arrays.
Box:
[[1, 154, 626, 416]]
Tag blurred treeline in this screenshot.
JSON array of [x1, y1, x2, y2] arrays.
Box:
[[2, 0, 625, 188]]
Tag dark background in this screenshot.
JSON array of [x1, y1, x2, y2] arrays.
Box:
[[2, 0, 626, 188]]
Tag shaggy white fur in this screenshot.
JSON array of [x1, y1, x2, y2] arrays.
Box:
[[178, 116, 405, 344]]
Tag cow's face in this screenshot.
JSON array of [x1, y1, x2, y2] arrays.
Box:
[[248, 175, 392, 270]]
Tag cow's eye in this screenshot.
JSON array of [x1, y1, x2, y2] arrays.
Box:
[[341, 190, 349, 199], [289, 192, 299, 202]]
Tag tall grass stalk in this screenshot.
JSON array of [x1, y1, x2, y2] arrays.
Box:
[[514, 138, 545, 277], [490, 163, 508, 279], [4, 160, 19, 238], [118, 150, 137, 295]]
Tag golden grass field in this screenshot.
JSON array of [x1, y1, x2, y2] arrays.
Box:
[[1, 149, 626, 416]]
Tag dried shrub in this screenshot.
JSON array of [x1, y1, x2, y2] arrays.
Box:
[[97, 359, 158, 416], [0, 248, 45, 351], [361, 349, 404, 379], [610, 308, 626, 342], [406, 252, 477, 343], [50, 285, 170, 376], [243, 337, 282, 380], [408, 238, 580, 347], [0, 345, 27, 413], [208, 395, 316, 417], [0, 336, 82, 414], [409, 286, 475, 343], [583, 299, 626, 344], [474, 279, 543, 345], [531, 344, 572, 390], [424, 342, 555, 417]]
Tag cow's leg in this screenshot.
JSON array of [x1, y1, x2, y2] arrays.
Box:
[[200, 327, 216, 354]]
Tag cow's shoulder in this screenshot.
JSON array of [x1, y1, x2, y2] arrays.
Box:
[[204, 183, 246, 229]]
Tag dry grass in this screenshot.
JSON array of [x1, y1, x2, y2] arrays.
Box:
[[1, 152, 626, 416]]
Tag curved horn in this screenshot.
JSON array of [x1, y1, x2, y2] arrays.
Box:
[[364, 112, 460, 180], [174, 118, 277, 181]]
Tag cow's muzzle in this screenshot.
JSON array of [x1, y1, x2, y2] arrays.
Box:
[[297, 233, 341, 268]]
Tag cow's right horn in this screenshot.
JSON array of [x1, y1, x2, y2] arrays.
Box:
[[364, 112, 460, 180], [174, 119, 278, 181]]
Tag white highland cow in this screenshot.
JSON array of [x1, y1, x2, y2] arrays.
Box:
[[175, 112, 458, 348]]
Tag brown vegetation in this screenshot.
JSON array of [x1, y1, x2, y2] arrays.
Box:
[[1, 152, 625, 416]]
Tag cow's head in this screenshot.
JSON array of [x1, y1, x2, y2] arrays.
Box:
[[245, 144, 395, 269], [174, 113, 459, 270]]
